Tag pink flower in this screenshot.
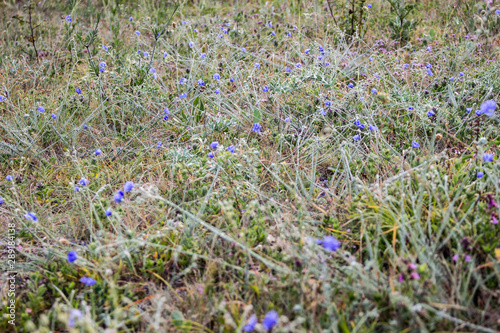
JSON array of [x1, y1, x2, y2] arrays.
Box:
[[487, 194, 498, 209], [452, 254, 459, 262], [398, 274, 404, 282], [410, 272, 420, 280]]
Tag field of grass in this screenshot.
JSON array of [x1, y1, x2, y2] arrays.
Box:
[[0, 0, 499, 332]]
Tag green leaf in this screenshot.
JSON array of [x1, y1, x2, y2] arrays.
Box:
[[253, 109, 261, 123]]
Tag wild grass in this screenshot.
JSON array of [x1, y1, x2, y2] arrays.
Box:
[[0, 0, 499, 332]]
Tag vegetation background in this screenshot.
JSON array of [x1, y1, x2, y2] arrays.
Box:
[[0, 0, 499, 332]]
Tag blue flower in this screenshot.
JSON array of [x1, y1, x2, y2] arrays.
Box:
[[0, 95, 5, 102], [287, 31, 292, 37], [426, 46, 431, 51], [285, 117, 291, 123], [74, 186, 79, 192], [371, 88, 377, 94], [102, 45, 108, 51], [198, 79, 205, 86], [241, 48, 247, 53], [137, 50, 142, 54], [271, 31, 275, 36], [242, 314, 257, 332], [230, 77, 235, 82], [408, 106, 414, 111], [80, 277, 97, 286], [496, 9, 500, 15], [66, 15, 72, 23], [156, 141, 162, 148], [114, 190, 124, 203], [369, 124, 377, 131], [6, 175, 13, 181], [135, 31, 140, 36], [322, 235, 341, 251], [124, 181, 134, 192], [208, 152, 214, 159], [296, 63, 301, 68], [178, 78, 187, 84], [252, 123, 262, 133], [480, 100, 496, 117], [426, 63, 432, 69], [369, 57, 373, 62], [143, 51, 149, 57], [163, 115, 169, 121], [95, 149, 102, 155], [459, 72, 464, 77], [227, 145, 235, 153], [475, 110, 482, 116], [68, 251, 78, 263], [68, 309, 83, 328], [262, 86, 269, 92], [412, 141, 420, 148], [188, 41, 194, 47], [353, 134, 360, 141], [374, 74, 380, 79], [213, 73, 220, 80], [149, 68, 156, 74], [163, 52, 168, 57], [262, 311, 279, 331], [179, 93, 187, 99], [215, 89, 221, 94], [105, 208, 112, 217], [403, 63, 409, 69], [99, 67, 105, 73], [194, 28, 198, 32], [99, 61, 106, 68], [75, 88, 82, 94], [368, 4, 372, 8], [210, 141, 219, 149], [255, 63, 260, 69], [51, 114, 57, 119], [483, 153, 494, 162], [129, 16, 133, 21], [325, 101, 331, 107], [466, 108, 472, 113], [305, 49, 310, 54], [449, 77, 454, 81], [0, 197, 3, 204], [320, 108, 326, 116], [268, 21, 273, 28], [223, 29, 228, 34], [427, 110, 435, 117], [25, 212, 38, 222], [477, 171, 484, 178], [426, 68, 433, 76], [285, 67, 291, 73], [38, 106, 45, 113], [201, 53, 207, 59], [79, 178, 89, 187], [348, 83, 354, 88]]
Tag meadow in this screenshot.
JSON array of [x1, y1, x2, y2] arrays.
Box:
[[0, 0, 499, 332]]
